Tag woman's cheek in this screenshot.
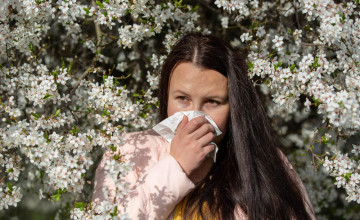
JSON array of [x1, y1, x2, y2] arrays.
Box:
[[167, 99, 185, 116], [208, 110, 228, 131]]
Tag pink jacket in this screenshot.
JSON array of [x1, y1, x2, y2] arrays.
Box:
[[92, 129, 315, 219]]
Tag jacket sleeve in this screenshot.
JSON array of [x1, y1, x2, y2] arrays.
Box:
[[92, 131, 195, 219]]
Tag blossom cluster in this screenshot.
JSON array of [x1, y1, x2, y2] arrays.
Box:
[[323, 145, 360, 203]]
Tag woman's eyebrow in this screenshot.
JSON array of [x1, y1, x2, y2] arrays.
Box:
[[171, 89, 190, 95], [205, 95, 228, 101]]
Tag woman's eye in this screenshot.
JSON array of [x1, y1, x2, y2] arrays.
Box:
[[207, 100, 220, 105], [176, 96, 188, 101]]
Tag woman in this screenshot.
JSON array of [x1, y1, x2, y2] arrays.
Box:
[[92, 33, 315, 219]]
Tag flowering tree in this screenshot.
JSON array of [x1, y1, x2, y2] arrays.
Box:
[[0, 0, 359, 219]]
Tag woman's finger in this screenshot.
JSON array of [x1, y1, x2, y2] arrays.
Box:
[[191, 123, 215, 140], [182, 116, 208, 134], [201, 143, 216, 157], [175, 115, 188, 134], [197, 131, 215, 147]]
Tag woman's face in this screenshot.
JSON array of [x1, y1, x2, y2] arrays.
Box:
[[167, 62, 230, 144]]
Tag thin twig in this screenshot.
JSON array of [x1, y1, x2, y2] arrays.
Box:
[[61, 67, 91, 111], [198, 0, 218, 13], [92, 0, 102, 47], [292, 0, 301, 29], [300, 42, 322, 47], [61, 1, 103, 111]]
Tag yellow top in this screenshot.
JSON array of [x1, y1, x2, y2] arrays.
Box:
[[172, 195, 218, 220]]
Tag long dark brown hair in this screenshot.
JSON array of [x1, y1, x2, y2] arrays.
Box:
[[158, 33, 313, 220]]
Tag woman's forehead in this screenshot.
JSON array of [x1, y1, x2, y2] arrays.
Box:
[[169, 62, 228, 95]]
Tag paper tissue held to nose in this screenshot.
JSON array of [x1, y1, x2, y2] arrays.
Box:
[[152, 111, 222, 162]]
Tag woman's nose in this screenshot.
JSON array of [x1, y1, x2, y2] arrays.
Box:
[[190, 103, 202, 112]]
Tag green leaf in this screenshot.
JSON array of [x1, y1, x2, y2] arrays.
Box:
[[267, 51, 275, 58], [174, 0, 183, 8], [69, 125, 79, 135], [31, 113, 40, 119], [40, 170, 45, 179], [322, 136, 328, 145], [304, 25, 311, 31], [29, 43, 35, 52], [75, 202, 87, 211], [8, 182, 13, 194], [274, 62, 282, 70], [51, 193, 61, 202], [155, 100, 160, 108], [96, 0, 104, 9], [290, 64, 296, 72], [109, 145, 117, 152], [113, 78, 120, 86], [51, 188, 66, 202], [83, 7, 90, 15], [340, 13, 346, 23], [54, 109, 61, 117], [250, 21, 258, 30], [101, 109, 109, 116], [110, 205, 118, 217], [312, 97, 320, 106], [99, 128, 106, 134], [43, 93, 53, 100], [139, 112, 148, 119], [343, 172, 352, 181], [338, 101, 344, 108], [51, 70, 58, 77], [44, 131, 50, 142], [61, 59, 65, 68], [248, 61, 254, 71], [191, 5, 199, 12], [68, 60, 73, 72], [310, 57, 320, 69]]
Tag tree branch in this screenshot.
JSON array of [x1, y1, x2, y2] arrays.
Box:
[[292, 0, 301, 29], [92, 0, 102, 48]]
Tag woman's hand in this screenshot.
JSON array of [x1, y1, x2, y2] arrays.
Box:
[[170, 115, 216, 183]]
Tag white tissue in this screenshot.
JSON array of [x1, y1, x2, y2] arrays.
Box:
[[152, 111, 222, 162]]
